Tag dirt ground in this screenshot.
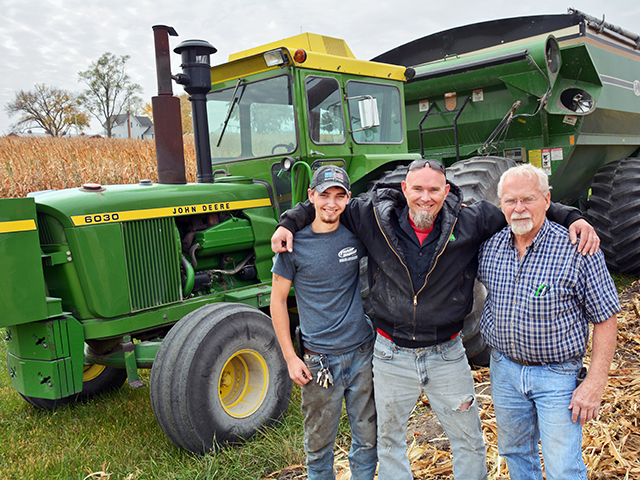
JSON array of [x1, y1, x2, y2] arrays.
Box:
[[267, 280, 640, 479]]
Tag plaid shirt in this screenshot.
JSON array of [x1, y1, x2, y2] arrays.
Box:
[[478, 219, 620, 364]]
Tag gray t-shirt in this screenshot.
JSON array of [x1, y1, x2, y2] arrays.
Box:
[[272, 223, 373, 354]]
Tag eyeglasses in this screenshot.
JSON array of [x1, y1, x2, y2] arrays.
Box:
[[501, 195, 540, 207], [408, 159, 446, 175]]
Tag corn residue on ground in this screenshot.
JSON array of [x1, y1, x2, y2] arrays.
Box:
[[267, 281, 640, 480]]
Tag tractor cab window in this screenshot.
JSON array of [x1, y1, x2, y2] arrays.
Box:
[[346, 80, 403, 144], [305, 76, 346, 145], [207, 75, 297, 161]]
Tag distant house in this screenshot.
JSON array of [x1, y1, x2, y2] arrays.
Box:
[[107, 114, 154, 139]]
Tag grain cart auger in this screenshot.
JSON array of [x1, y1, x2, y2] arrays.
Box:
[[0, 25, 293, 454], [374, 8, 640, 274]]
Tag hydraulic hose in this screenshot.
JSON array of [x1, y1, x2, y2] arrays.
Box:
[[181, 255, 195, 297]]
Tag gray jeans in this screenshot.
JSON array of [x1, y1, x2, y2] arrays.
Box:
[[301, 339, 377, 480], [373, 334, 487, 480]]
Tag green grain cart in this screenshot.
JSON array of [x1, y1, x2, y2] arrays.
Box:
[[374, 8, 640, 273]]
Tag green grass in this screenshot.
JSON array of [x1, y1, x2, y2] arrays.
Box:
[[610, 271, 637, 293], [0, 331, 358, 480], [0, 334, 314, 480]]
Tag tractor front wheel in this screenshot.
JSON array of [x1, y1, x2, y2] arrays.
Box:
[[150, 303, 292, 454]]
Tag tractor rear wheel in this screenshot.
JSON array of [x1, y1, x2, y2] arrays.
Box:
[[150, 303, 292, 454], [587, 157, 640, 275]]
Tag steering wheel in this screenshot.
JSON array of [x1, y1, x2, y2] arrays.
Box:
[[271, 143, 293, 154]]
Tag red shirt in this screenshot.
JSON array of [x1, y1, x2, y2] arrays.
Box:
[[408, 215, 434, 244]]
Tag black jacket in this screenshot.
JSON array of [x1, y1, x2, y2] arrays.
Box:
[[278, 182, 583, 347]]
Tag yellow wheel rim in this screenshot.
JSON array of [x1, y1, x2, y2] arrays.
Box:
[[83, 364, 106, 382], [218, 349, 269, 419]]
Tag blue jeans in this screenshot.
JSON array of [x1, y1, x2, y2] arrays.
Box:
[[373, 334, 486, 480], [490, 349, 587, 480], [301, 340, 377, 480]]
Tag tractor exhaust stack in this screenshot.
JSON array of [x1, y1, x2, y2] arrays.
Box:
[[151, 25, 187, 185]]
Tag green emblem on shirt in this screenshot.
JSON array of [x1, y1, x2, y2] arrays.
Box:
[[449, 233, 456, 242]]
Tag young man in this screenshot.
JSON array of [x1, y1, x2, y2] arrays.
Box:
[[271, 159, 600, 480], [270, 165, 376, 480], [477, 164, 619, 480]]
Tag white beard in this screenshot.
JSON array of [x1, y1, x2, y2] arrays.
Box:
[[510, 213, 533, 236], [413, 210, 435, 230]]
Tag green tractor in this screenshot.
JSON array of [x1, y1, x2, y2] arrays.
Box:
[[3, 8, 638, 454], [0, 26, 423, 454]]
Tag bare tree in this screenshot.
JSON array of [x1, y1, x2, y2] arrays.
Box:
[[78, 52, 143, 138], [5, 84, 90, 137]]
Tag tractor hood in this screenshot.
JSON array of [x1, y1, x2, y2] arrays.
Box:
[[33, 178, 273, 229]]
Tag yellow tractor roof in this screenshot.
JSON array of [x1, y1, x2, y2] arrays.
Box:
[[229, 33, 356, 61], [210, 32, 409, 85]]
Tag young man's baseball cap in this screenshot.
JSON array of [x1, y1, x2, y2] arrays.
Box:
[[310, 165, 350, 194]]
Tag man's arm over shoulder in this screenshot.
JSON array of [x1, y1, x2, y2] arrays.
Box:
[[469, 200, 599, 254], [547, 203, 599, 255], [272, 201, 315, 253], [272, 195, 375, 253], [277, 200, 316, 234], [465, 200, 508, 242], [546, 201, 582, 226]]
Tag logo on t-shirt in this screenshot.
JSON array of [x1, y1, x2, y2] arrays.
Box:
[[338, 246, 358, 263]]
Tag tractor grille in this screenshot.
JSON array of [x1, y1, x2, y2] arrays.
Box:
[[122, 217, 181, 312], [37, 212, 66, 245]]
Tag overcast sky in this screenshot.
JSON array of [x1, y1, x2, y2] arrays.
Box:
[[2, 0, 640, 135]]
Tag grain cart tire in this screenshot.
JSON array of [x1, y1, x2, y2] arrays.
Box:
[[15, 360, 126, 410], [150, 303, 292, 454], [587, 157, 640, 274], [446, 156, 516, 205], [446, 156, 515, 366]]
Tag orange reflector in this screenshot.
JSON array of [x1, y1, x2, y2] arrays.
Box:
[[294, 49, 307, 63]]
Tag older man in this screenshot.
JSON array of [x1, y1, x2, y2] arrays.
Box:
[[477, 164, 619, 480], [272, 159, 599, 480]]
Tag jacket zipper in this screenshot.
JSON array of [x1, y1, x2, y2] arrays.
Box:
[[411, 218, 458, 339], [373, 208, 416, 308], [374, 208, 458, 341]]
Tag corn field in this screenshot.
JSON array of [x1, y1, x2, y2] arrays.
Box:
[[0, 136, 198, 198]]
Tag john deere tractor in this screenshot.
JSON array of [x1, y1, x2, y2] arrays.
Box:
[[0, 26, 421, 453]]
